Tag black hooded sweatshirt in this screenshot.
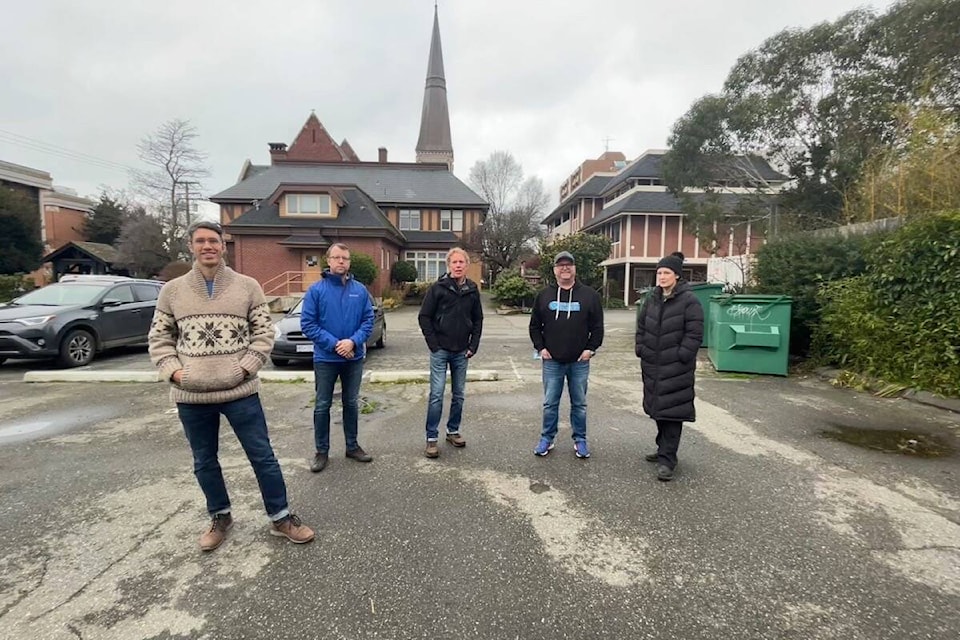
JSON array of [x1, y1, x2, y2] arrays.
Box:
[[529, 281, 604, 363]]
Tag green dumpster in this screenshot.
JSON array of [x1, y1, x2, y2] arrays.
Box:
[[707, 294, 792, 376], [689, 282, 724, 347], [634, 287, 653, 327]]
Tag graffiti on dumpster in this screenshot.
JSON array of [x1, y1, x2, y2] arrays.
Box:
[[725, 304, 771, 322]]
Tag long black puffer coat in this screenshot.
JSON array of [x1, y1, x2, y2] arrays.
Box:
[[635, 281, 704, 422]]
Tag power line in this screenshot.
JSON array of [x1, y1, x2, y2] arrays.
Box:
[[0, 128, 138, 173]]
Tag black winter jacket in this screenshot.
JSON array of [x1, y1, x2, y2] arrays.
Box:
[[529, 281, 604, 363], [635, 281, 704, 422], [418, 274, 483, 354]]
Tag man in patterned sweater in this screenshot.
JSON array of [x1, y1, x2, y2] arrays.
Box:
[[148, 221, 314, 551]]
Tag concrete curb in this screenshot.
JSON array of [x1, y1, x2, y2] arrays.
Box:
[[22, 369, 500, 384], [813, 367, 960, 415]]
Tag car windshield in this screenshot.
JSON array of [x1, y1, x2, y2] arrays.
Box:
[[13, 284, 109, 306]]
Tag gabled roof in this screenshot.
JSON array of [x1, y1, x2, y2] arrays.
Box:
[[582, 191, 757, 231], [42, 241, 119, 264], [541, 174, 612, 224], [226, 187, 405, 242], [211, 163, 486, 207]]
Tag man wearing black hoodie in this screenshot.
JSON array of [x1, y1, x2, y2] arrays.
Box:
[[418, 248, 484, 459], [529, 251, 604, 459]]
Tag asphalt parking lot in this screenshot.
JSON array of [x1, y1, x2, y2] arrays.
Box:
[[1, 302, 958, 639]]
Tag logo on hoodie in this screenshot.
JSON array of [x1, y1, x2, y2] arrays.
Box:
[[548, 301, 581, 313]]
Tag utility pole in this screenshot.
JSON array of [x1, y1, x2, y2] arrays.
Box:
[[180, 181, 202, 228]]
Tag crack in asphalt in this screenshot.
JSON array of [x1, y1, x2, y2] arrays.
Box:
[[0, 555, 49, 621], [30, 500, 192, 623]]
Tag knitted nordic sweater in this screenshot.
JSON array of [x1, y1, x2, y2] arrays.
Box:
[[148, 262, 273, 404]]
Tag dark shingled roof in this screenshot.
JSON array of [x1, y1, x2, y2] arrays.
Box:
[[542, 174, 612, 224], [211, 163, 485, 207], [582, 191, 761, 231], [227, 188, 401, 240], [599, 152, 789, 197], [402, 230, 460, 246], [43, 241, 119, 264]]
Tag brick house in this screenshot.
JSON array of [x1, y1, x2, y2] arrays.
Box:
[[542, 150, 789, 304], [208, 8, 488, 297]]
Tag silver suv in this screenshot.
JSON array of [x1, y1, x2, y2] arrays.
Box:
[[0, 275, 164, 368]]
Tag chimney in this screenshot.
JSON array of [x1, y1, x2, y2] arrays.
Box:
[[269, 142, 288, 164], [378, 147, 388, 163]]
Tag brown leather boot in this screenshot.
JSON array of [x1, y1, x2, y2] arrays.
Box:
[[270, 514, 315, 544], [425, 441, 440, 458], [199, 513, 233, 552]]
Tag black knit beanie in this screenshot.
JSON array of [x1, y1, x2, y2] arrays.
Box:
[[656, 252, 684, 277]]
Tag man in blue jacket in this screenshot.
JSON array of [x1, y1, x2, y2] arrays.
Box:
[[300, 243, 375, 472]]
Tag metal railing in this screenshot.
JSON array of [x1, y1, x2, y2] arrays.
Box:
[[263, 271, 314, 296]]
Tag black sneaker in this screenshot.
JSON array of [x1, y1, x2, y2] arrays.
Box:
[[657, 465, 675, 482], [644, 453, 659, 463]]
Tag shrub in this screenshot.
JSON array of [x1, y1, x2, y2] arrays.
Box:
[[350, 253, 378, 286], [816, 211, 960, 395], [491, 275, 537, 307], [0, 274, 34, 303], [391, 260, 418, 284], [753, 233, 875, 355]]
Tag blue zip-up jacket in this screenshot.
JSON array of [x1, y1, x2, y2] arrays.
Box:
[[300, 270, 374, 363]]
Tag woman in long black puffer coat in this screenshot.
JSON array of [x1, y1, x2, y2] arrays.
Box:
[[635, 252, 704, 481]]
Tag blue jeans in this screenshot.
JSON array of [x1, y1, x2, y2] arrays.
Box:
[[313, 359, 364, 453], [425, 349, 469, 441], [177, 394, 289, 521], [540, 359, 589, 442]]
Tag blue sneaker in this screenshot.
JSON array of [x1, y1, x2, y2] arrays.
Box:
[[574, 439, 590, 459], [534, 437, 555, 456]]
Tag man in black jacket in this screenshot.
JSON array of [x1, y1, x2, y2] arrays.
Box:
[[529, 251, 604, 459], [418, 248, 484, 459], [635, 252, 704, 481]]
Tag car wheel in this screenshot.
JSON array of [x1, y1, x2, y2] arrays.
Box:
[[271, 357, 289, 367], [58, 329, 96, 368], [374, 323, 385, 349]]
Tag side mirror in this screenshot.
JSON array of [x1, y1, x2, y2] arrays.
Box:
[[100, 299, 123, 308]]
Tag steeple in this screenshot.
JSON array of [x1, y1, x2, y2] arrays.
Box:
[[415, 5, 454, 170]]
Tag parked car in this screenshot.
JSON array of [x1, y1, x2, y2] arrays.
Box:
[[0, 275, 164, 368], [270, 294, 386, 366]]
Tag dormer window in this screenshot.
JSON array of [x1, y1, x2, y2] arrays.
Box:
[[286, 194, 331, 215]]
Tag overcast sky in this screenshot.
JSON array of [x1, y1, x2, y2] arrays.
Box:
[[1, 0, 895, 211]]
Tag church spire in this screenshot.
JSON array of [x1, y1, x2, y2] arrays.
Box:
[[416, 5, 454, 170]]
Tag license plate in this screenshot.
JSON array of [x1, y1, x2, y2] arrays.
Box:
[[295, 344, 314, 353]]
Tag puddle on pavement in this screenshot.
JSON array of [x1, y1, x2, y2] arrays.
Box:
[[819, 424, 953, 458], [529, 481, 552, 494], [0, 407, 122, 444]]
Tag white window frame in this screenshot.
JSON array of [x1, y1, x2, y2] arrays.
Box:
[[399, 209, 421, 231], [286, 194, 331, 215], [405, 250, 446, 282], [440, 209, 463, 232]]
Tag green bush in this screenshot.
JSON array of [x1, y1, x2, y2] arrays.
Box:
[[391, 260, 418, 284], [0, 274, 34, 303], [816, 211, 960, 395], [492, 275, 537, 307], [538, 233, 611, 290], [350, 253, 379, 286], [753, 233, 875, 355]]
